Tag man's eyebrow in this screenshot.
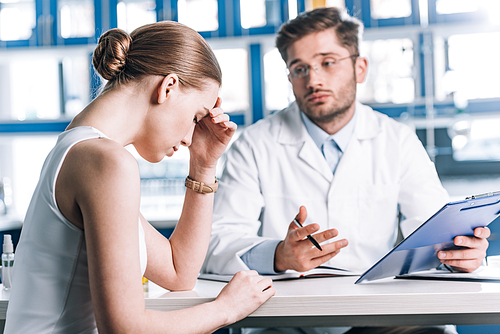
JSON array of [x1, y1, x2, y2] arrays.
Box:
[[288, 52, 342, 67]]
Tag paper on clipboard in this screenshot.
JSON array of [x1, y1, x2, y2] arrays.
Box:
[[355, 191, 500, 284], [395, 265, 500, 282]]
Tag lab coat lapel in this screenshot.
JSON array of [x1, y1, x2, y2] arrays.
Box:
[[333, 102, 382, 186], [298, 138, 334, 182], [277, 103, 334, 182]]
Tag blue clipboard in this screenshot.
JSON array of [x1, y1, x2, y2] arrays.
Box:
[[355, 191, 500, 284]]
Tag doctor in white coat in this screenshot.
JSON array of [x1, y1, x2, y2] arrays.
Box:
[[204, 100, 455, 275], [202, 9, 489, 333], [203, 13, 489, 334], [203, 6, 489, 279]]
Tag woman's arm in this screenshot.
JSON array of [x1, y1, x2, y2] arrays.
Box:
[[145, 98, 238, 290], [68, 140, 273, 333], [140, 271, 274, 334]]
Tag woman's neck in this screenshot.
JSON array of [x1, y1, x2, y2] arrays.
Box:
[[67, 83, 152, 147]]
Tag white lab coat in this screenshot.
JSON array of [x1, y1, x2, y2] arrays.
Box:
[[203, 102, 449, 275]]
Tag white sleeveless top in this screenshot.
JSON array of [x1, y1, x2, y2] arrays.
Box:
[[5, 126, 147, 334]]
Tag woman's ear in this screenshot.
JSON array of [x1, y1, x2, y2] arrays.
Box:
[[157, 74, 179, 104]]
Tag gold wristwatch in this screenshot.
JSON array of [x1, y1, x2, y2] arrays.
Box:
[[185, 176, 218, 194]]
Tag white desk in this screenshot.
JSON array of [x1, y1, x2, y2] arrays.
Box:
[[1, 276, 500, 328], [144, 276, 500, 328]]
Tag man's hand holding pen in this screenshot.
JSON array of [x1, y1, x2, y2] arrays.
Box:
[[293, 219, 323, 251], [274, 205, 348, 273]]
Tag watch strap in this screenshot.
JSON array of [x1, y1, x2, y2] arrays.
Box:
[[185, 176, 218, 194]]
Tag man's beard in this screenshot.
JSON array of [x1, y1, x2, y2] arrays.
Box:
[[295, 76, 357, 126]]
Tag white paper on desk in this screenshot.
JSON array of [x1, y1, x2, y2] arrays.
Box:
[[395, 266, 500, 282], [199, 266, 357, 282]]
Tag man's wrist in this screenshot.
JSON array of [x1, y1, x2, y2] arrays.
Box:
[[240, 239, 283, 274], [273, 241, 287, 273]]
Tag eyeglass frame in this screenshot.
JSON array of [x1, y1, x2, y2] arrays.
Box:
[[287, 54, 360, 80]]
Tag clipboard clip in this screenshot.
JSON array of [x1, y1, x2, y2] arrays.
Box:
[[466, 191, 500, 200]]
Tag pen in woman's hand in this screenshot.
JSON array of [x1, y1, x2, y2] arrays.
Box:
[[293, 219, 322, 251]]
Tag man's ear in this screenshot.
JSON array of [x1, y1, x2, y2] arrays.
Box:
[[355, 57, 368, 84], [158, 74, 179, 104]]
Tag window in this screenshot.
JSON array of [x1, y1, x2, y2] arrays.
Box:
[[213, 48, 249, 114], [370, 0, 412, 19], [435, 0, 478, 15], [240, 0, 280, 29], [263, 48, 294, 114], [117, 0, 157, 33], [61, 56, 91, 117], [288, 0, 298, 20], [8, 58, 60, 120], [0, 0, 35, 41], [449, 115, 500, 162], [431, 0, 500, 24], [58, 0, 95, 39], [0, 52, 92, 121], [326, 0, 345, 8], [177, 0, 218, 32], [358, 38, 415, 104], [435, 32, 500, 102]]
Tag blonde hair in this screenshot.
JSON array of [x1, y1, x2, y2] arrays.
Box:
[[92, 21, 222, 92]]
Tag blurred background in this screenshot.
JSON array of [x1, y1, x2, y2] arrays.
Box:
[[0, 1, 500, 331]]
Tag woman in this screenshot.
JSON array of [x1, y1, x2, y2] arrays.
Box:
[[5, 21, 275, 333]]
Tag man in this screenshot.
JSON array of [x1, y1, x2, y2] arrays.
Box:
[[202, 7, 489, 334]]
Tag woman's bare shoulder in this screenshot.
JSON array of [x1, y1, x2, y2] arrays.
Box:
[[64, 138, 140, 189], [55, 137, 141, 229]]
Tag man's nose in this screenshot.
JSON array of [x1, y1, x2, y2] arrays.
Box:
[[306, 65, 323, 87]]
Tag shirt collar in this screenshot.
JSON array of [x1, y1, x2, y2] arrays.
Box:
[[301, 107, 357, 153]]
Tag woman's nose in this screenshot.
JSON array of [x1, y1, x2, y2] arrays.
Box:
[[181, 124, 195, 147]]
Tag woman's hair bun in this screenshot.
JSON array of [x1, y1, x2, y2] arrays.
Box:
[[92, 29, 132, 80]]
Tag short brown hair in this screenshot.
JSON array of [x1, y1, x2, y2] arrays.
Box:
[[92, 21, 222, 92], [276, 7, 363, 63]]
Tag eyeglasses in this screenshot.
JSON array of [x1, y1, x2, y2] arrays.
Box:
[[288, 54, 359, 80]]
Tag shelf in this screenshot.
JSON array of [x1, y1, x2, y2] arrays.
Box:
[[0, 120, 70, 133]]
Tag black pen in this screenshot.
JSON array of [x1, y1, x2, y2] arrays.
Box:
[[293, 219, 322, 251]]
